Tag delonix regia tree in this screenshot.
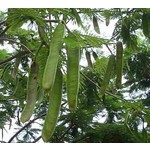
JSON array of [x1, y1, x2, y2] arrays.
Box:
[[0, 8, 150, 143]]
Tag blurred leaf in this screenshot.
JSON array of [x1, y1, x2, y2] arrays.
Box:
[[142, 12, 150, 38], [0, 49, 10, 61], [93, 15, 100, 34]]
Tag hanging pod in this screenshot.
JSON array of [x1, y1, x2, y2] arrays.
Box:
[[92, 51, 98, 61], [66, 35, 80, 112], [20, 61, 39, 123], [116, 41, 123, 89], [85, 51, 93, 69], [93, 15, 100, 34], [42, 69, 63, 142], [100, 54, 116, 96], [42, 23, 65, 92], [11, 56, 21, 80]]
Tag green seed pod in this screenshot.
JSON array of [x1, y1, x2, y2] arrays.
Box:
[[93, 15, 100, 34], [11, 56, 21, 80], [42, 69, 63, 142], [85, 51, 93, 69], [38, 25, 49, 48], [66, 44, 80, 112], [116, 41, 123, 89], [101, 55, 115, 96], [92, 51, 98, 61], [20, 61, 38, 123], [42, 23, 65, 92]]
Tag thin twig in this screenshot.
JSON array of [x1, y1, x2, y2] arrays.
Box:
[[80, 71, 126, 102], [45, 19, 60, 23], [0, 140, 7, 143], [32, 136, 42, 143], [0, 26, 9, 36], [0, 37, 34, 55], [7, 100, 68, 143], [0, 51, 29, 66], [58, 125, 72, 141], [105, 44, 114, 55], [8, 113, 46, 143], [0, 20, 6, 26], [118, 8, 123, 21]]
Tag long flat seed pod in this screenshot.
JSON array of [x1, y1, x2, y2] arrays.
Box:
[[71, 8, 82, 27], [66, 45, 80, 112], [106, 16, 110, 26], [20, 61, 38, 123], [121, 19, 130, 44], [11, 56, 21, 80], [93, 15, 100, 34], [92, 51, 98, 61], [42, 23, 65, 92], [38, 25, 49, 48], [85, 51, 93, 69], [42, 69, 63, 142], [116, 41, 123, 89], [101, 55, 115, 96]]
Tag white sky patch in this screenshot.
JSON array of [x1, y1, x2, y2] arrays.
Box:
[[0, 42, 15, 53], [93, 109, 108, 123]]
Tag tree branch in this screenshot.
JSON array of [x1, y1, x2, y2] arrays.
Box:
[[58, 125, 72, 142], [0, 20, 6, 26], [45, 19, 60, 23], [0, 27, 9, 36], [0, 51, 29, 66], [7, 100, 68, 143], [80, 71, 126, 102], [0, 140, 7, 143], [105, 44, 114, 55], [8, 113, 46, 143], [0, 37, 34, 54], [32, 136, 42, 143]]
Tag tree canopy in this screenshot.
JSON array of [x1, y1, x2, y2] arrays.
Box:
[[0, 8, 150, 143]]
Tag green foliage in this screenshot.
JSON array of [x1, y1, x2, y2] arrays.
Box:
[[125, 50, 150, 90], [94, 57, 108, 75], [64, 31, 107, 48], [102, 9, 111, 26], [142, 11, 150, 38], [87, 124, 136, 143], [7, 8, 45, 31], [112, 8, 150, 50], [0, 49, 10, 61]]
